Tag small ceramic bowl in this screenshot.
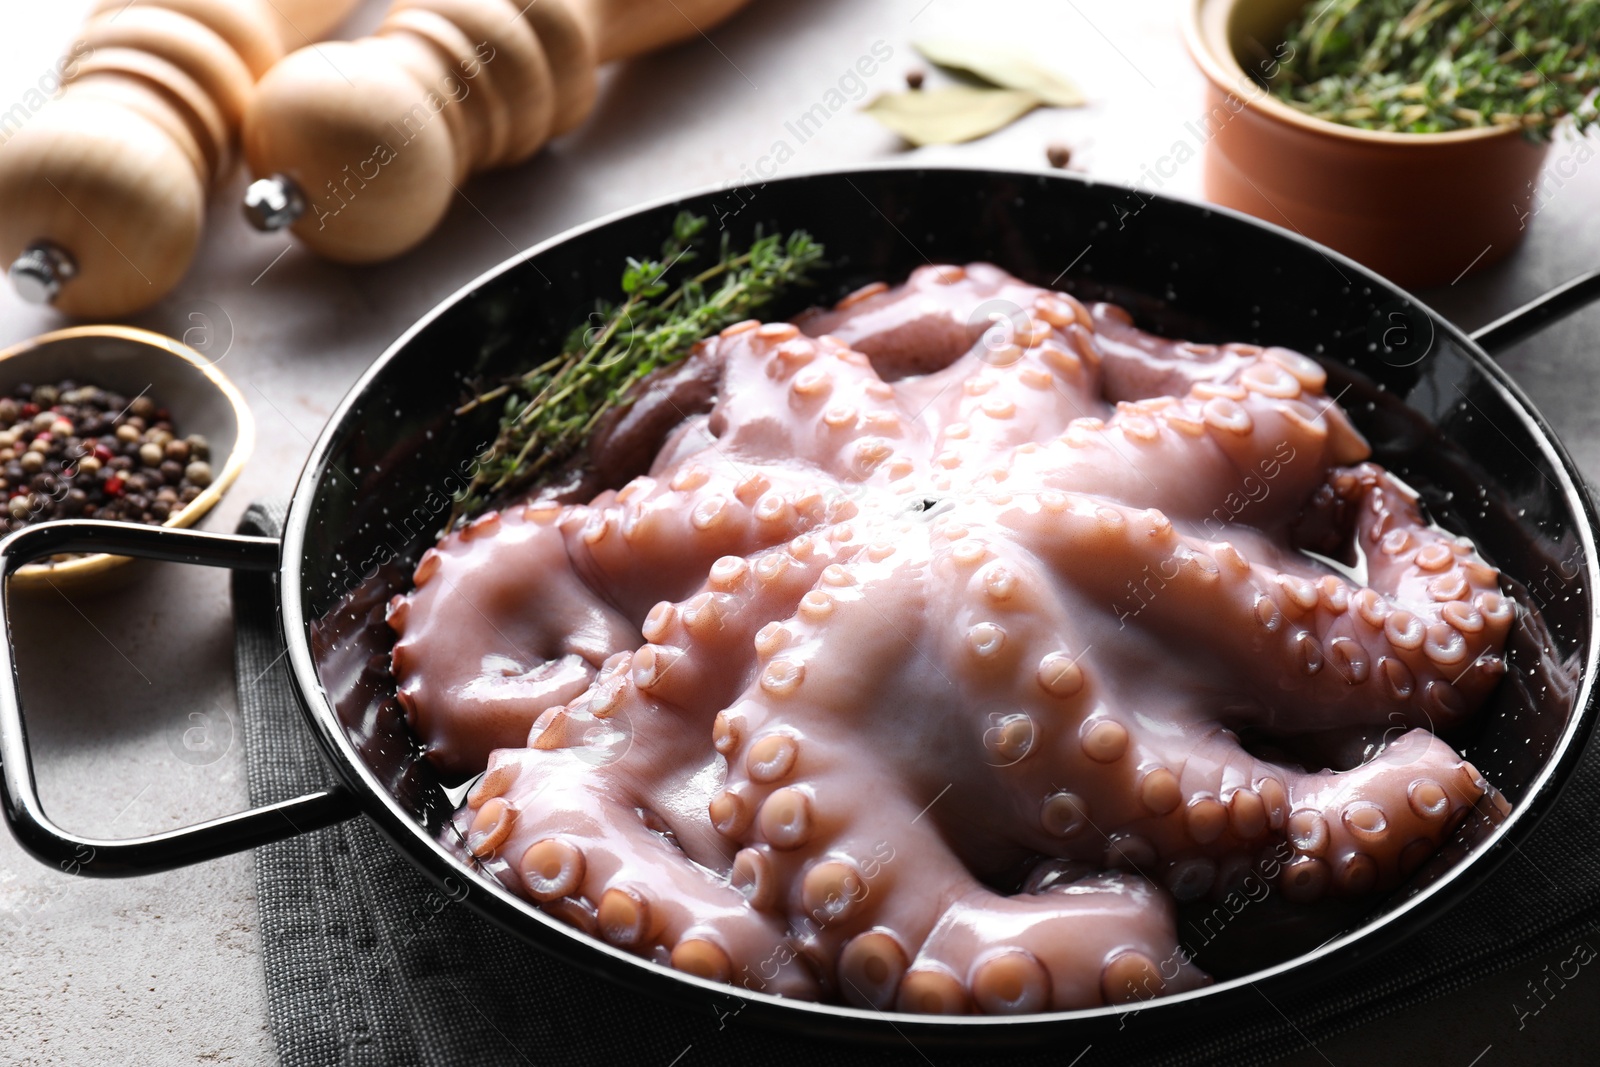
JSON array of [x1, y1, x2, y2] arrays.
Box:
[[0, 325, 253, 593], [1184, 0, 1550, 287]]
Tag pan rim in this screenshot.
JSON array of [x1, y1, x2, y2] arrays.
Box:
[[277, 161, 1600, 1034]]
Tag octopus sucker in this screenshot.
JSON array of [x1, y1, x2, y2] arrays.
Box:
[[520, 837, 585, 901], [1080, 718, 1129, 763], [838, 929, 911, 1009], [898, 966, 970, 1015], [1229, 788, 1268, 839], [395, 263, 1516, 1013], [672, 935, 735, 982]]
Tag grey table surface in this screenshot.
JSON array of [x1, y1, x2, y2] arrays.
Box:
[[0, 1, 1596, 1064]]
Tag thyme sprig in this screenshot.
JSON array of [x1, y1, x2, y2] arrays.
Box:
[[1268, 0, 1600, 138], [448, 212, 825, 529]]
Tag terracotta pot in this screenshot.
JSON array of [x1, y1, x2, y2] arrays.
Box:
[[1184, 0, 1550, 288]]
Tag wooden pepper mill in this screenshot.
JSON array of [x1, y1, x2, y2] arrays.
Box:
[[0, 0, 362, 319], [240, 0, 752, 262]]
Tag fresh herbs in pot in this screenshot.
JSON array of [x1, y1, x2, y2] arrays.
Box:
[[1268, 0, 1600, 138], [448, 212, 824, 529]]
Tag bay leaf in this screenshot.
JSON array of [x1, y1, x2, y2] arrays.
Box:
[[913, 38, 1086, 108], [863, 86, 1042, 146]]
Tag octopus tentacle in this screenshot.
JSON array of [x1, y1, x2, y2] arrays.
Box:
[[456, 718, 819, 998], [1047, 352, 1363, 524], [706, 324, 936, 488], [631, 539, 835, 727], [794, 263, 1054, 380], [1092, 312, 1262, 400], [1273, 728, 1487, 902], [903, 876, 1208, 1013], [1010, 702, 1480, 904], [393, 507, 638, 775], [567, 462, 829, 617], [700, 559, 989, 1001], [1008, 488, 1507, 733]]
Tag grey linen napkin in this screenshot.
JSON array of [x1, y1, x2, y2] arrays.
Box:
[[236, 502, 1600, 1066]]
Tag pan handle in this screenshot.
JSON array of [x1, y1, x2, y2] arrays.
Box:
[[0, 520, 358, 876], [1470, 266, 1600, 357]]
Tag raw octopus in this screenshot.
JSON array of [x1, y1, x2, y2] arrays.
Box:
[[387, 264, 1513, 1015]]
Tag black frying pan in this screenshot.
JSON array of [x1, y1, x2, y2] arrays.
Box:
[[3, 165, 1598, 1045]]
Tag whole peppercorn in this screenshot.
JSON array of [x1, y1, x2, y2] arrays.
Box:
[[0, 379, 215, 535], [906, 69, 925, 89], [1046, 143, 1072, 169]]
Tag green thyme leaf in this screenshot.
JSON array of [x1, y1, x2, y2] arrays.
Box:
[[1268, 0, 1600, 139], [448, 213, 825, 529]]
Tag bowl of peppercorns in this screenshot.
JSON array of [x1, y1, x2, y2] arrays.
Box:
[[0, 324, 253, 592]]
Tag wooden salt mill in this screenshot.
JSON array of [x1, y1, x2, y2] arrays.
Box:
[[240, 0, 752, 262], [0, 0, 362, 319]]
